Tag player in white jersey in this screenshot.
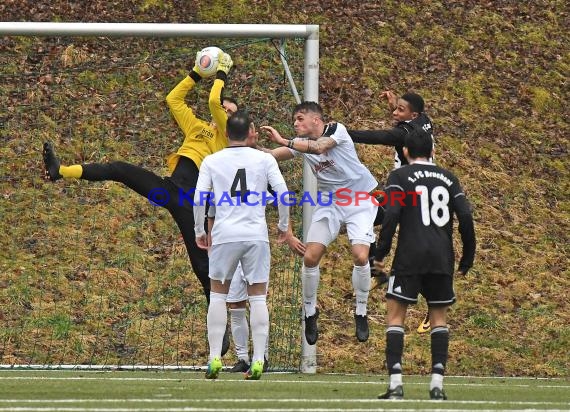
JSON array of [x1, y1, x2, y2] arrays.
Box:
[[207, 205, 273, 373], [261, 101, 379, 346], [194, 110, 294, 380]]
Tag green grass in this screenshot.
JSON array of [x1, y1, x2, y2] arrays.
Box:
[[0, 371, 569, 410]]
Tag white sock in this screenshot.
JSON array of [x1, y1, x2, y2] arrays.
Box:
[[230, 307, 249, 363], [207, 292, 227, 360], [249, 294, 269, 364], [390, 373, 403, 390], [302, 265, 320, 317], [430, 373, 444, 390], [352, 263, 371, 316]]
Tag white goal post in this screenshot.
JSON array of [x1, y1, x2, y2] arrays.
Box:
[[0, 22, 319, 373]]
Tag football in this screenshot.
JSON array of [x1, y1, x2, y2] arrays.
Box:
[[195, 46, 223, 78]]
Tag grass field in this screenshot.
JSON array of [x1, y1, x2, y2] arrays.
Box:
[[0, 370, 568, 411]]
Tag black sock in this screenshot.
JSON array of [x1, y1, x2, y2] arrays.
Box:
[[430, 326, 449, 375], [386, 326, 405, 375]]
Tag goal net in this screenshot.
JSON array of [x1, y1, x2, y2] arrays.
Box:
[[0, 23, 318, 371]]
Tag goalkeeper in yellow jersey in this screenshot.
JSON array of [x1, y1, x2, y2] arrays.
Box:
[[42, 51, 236, 355]]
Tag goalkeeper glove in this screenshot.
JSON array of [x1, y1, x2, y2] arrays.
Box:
[[217, 52, 233, 75], [189, 51, 204, 82]]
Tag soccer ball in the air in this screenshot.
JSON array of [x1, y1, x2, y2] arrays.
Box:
[[195, 46, 223, 78]]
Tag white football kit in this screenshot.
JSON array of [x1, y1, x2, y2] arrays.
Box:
[[290, 122, 378, 246], [194, 146, 289, 284], [207, 205, 253, 302]]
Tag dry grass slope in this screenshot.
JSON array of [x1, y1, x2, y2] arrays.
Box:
[[1, 0, 568, 376]]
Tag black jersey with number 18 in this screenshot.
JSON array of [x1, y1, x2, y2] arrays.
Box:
[[375, 161, 476, 276]]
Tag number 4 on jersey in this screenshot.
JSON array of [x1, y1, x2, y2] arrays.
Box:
[[230, 168, 251, 202]]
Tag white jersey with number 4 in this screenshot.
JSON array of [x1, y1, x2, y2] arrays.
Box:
[[195, 146, 288, 245]]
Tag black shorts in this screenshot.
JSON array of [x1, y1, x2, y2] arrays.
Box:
[[386, 274, 456, 307]]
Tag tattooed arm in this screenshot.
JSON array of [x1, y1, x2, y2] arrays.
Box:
[[261, 125, 337, 155]]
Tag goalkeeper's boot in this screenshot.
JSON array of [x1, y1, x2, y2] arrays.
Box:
[[417, 313, 431, 334], [378, 385, 404, 400], [304, 308, 319, 345], [354, 314, 369, 342], [221, 325, 230, 357], [205, 356, 222, 379], [429, 387, 447, 400], [244, 360, 263, 380], [42, 142, 62, 182]]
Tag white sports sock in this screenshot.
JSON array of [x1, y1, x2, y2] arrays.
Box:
[[230, 307, 249, 363], [302, 265, 320, 317], [430, 373, 444, 390], [207, 292, 227, 360], [248, 294, 269, 364], [390, 373, 403, 390], [352, 263, 371, 316]]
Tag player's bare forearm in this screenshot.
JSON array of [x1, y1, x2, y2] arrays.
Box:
[[268, 146, 294, 162], [255, 145, 273, 154], [303, 136, 336, 154], [261, 125, 336, 155], [283, 135, 336, 155]]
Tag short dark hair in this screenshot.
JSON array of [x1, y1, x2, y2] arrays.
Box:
[[292, 101, 323, 120], [223, 96, 238, 108], [226, 109, 250, 141], [404, 127, 433, 159], [401, 92, 425, 113]]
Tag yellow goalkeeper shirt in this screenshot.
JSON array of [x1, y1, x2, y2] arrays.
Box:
[[165, 76, 228, 173]]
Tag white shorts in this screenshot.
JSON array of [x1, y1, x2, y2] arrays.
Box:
[[306, 198, 377, 246], [227, 263, 270, 303], [227, 264, 248, 302], [209, 241, 271, 285]]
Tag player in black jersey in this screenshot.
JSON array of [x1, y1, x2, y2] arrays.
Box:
[[349, 91, 434, 170], [349, 92, 434, 332], [374, 128, 475, 400]]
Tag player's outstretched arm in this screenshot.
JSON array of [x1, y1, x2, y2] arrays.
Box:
[[380, 90, 398, 111], [261, 125, 336, 155], [166, 57, 201, 135], [209, 52, 233, 133], [260, 126, 295, 161], [348, 126, 406, 147], [261, 125, 288, 146], [349, 90, 407, 146]]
